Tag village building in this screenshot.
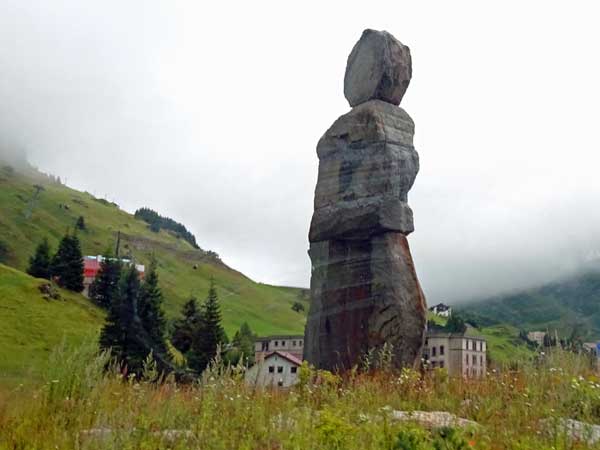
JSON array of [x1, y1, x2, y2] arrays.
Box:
[[254, 335, 304, 363], [82, 255, 145, 297], [527, 331, 546, 346], [428, 303, 452, 317], [422, 330, 487, 378], [245, 351, 302, 387]]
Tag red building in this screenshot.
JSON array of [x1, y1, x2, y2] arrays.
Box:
[[82, 255, 145, 297]]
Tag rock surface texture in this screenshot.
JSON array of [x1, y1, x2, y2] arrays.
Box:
[[304, 29, 426, 371]]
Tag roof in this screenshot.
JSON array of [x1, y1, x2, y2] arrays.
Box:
[[255, 335, 304, 342], [426, 330, 485, 341], [263, 351, 302, 366], [429, 303, 450, 310]]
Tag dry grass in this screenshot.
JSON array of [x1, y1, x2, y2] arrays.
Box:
[[1, 342, 600, 449]]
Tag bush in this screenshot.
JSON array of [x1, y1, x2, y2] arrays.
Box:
[[0, 239, 9, 263]]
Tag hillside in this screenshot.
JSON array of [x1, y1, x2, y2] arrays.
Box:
[[456, 271, 600, 341], [0, 264, 105, 385], [0, 162, 308, 337]]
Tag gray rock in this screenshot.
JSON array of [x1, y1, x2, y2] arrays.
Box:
[[309, 100, 419, 242], [391, 411, 479, 429], [344, 29, 412, 107], [541, 418, 600, 445], [304, 32, 426, 372], [304, 233, 427, 371]]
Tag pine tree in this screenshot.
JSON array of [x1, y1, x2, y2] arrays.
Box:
[[137, 258, 168, 357], [89, 255, 121, 309], [75, 215, 85, 230], [51, 232, 84, 291], [230, 321, 256, 365], [189, 279, 227, 373], [172, 296, 202, 354], [27, 238, 52, 279], [99, 265, 147, 374]]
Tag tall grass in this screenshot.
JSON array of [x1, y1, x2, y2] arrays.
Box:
[[1, 344, 599, 449]]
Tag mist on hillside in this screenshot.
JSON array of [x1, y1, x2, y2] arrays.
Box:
[[1, 1, 600, 303]]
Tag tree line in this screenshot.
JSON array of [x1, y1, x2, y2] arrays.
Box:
[[28, 235, 255, 379], [134, 207, 199, 249]]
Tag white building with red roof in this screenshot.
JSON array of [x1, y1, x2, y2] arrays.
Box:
[[245, 351, 302, 387]]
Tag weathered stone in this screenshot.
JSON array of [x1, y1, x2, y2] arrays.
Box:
[[391, 411, 480, 429], [344, 29, 412, 107], [304, 29, 426, 371], [309, 100, 418, 242], [304, 233, 427, 371]]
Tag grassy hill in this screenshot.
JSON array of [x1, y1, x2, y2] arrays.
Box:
[[0, 162, 308, 338], [0, 264, 105, 386], [456, 271, 600, 341]]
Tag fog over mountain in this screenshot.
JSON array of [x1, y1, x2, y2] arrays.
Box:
[[1, 1, 600, 303]]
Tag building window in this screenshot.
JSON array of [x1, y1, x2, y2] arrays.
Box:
[[292, 340, 296, 346], [472, 355, 477, 365], [431, 361, 436, 368], [440, 345, 445, 356], [440, 361, 445, 368], [432, 346, 436, 356], [480, 355, 483, 366], [465, 355, 468, 366], [277, 366, 283, 373], [268, 366, 274, 373], [479, 341, 482, 351], [425, 338, 429, 346], [299, 341, 303, 346], [281, 341, 286, 346], [274, 341, 278, 347], [291, 366, 297, 374], [472, 341, 476, 351]]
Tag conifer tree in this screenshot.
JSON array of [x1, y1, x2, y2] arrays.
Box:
[[189, 279, 227, 373], [230, 321, 256, 365], [99, 265, 147, 374], [172, 296, 202, 354], [51, 232, 84, 291], [138, 258, 168, 357], [27, 237, 52, 279], [89, 254, 121, 309]]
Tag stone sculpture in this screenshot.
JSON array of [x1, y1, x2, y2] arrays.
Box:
[[304, 29, 427, 371]]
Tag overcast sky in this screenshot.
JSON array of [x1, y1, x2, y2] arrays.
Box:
[[1, 1, 600, 303]]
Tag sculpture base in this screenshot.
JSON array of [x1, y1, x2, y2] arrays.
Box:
[[304, 233, 427, 371]]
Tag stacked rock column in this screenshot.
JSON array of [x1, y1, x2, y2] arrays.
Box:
[[304, 29, 427, 371]]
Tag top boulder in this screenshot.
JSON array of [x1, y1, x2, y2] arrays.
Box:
[[344, 29, 412, 107]]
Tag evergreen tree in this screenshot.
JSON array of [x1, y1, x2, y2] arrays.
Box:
[[89, 255, 122, 309], [27, 238, 52, 279], [138, 258, 168, 357], [189, 279, 227, 373], [230, 322, 256, 365], [171, 296, 202, 354], [51, 232, 84, 291], [76, 215, 86, 230], [99, 265, 147, 374], [445, 314, 467, 334]]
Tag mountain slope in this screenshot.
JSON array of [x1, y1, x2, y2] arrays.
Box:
[[0, 264, 105, 385], [0, 162, 308, 337], [456, 271, 600, 340]]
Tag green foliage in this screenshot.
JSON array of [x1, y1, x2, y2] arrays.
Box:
[[134, 207, 199, 249], [189, 279, 228, 373], [89, 256, 122, 309], [137, 258, 168, 356], [75, 215, 85, 230], [26, 237, 51, 279], [51, 232, 84, 292], [446, 315, 467, 334], [292, 301, 305, 313], [171, 296, 202, 354], [228, 321, 256, 365], [0, 239, 9, 263], [99, 265, 147, 374]]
